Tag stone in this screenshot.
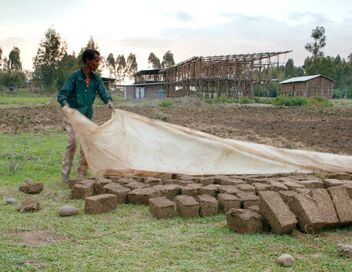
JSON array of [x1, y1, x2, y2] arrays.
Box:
[[19, 179, 43, 194], [198, 184, 220, 196], [277, 254, 295, 267], [326, 173, 352, 181], [18, 198, 41, 213], [259, 191, 297, 234], [324, 179, 346, 187], [343, 184, 352, 199], [67, 179, 82, 189], [247, 205, 260, 213], [175, 195, 199, 217], [293, 188, 311, 195], [287, 193, 325, 233], [173, 179, 194, 186], [253, 182, 272, 192], [337, 244, 352, 258], [84, 194, 117, 214], [128, 188, 160, 205], [58, 205, 79, 217], [237, 184, 256, 193], [70, 179, 95, 199], [153, 184, 181, 200], [217, 193, 241, 212], [125, 181, 148, 190], [283, 181, 305, 190], [149, 197, 175, 219], [182, 184, 202, 197], [297, 179, 324, 189], [226, 208, 263, 234], [196, 177, 215, 186], [328, 187, 352, 225], [5, 197, 16, 205], [236, 192, 259, 209], [197, 194, 218, 216], [94, 177, 112, 194], [103, 183, 131, 203], [310, 189, 339, 227], [111, 177, 135, 185]]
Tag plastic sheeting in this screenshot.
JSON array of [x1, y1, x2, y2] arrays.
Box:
[[62, 106, 352, 177]]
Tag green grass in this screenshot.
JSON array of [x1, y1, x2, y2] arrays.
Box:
[[1, 131, 352, 271], [0, 89, 54, 108]]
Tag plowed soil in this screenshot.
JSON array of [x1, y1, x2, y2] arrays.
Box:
[[1, 104, 352, 155]]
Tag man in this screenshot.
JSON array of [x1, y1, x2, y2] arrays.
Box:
[[57, 49, 113, 183]]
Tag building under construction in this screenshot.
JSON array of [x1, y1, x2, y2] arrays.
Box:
[[124, 51, 291, 99]]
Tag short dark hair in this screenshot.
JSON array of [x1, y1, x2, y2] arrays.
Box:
[[82, 49, 100, 63]]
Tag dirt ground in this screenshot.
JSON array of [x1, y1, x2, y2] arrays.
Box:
[[1, 103, 352, 155]]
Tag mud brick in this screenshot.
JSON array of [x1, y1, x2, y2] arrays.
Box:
[[84, 194, 117, 214], [247, 205, 260, 213], [128, 188, 160, 205], [175, 195, 199, 217], [219, 185, 241, 195], [70, 179, 95, 199], [195, 177, 215, 186], [236, 192, 259, 208], [144, 177, 162, 186], [253, 182, 272, 192], [111, 177, 136, 185], [293, 187, 311, 195], [283, 181, 305, 190], [278, 190, 297, 204], [237, 184, 256, 193], [270, 181, 289, 191], [293, 175, 321, 181], [103, 183, 131, 203], [173, 179, 194, 186], [259, 191, 297, 234], [325, 173, 352, 181], [149, 197, 175, 219], [19, 180, 43, 194], [182, 183, 202, 197], [197, 194, 218, 216], [95, 177, 113, 194], [310, 189, 339, 227], [125, 181, 148, 190], [67, 179, 82, 189], [217, 193, 241, 212], [198, 184, 220, 196], [276, 177, 296, 183], [287, 194, 325, 232], [297, 179, 324, 189], [226, 209, 263, 234], [214, 177, 244, 186], [342, 184, 352, 198], [173, 174, 194, 180], [153, 184, 181, 200], [324, 179, 346, 187], [328, 187, 352, 225]]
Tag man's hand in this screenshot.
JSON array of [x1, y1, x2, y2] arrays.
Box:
[[107, 101, 113, 109]]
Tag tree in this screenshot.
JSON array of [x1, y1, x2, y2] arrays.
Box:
[[305, 26, 326, 59], [126, 53, 137, 81], [161, 50, 175, 68], [148, 52, 161, 68], [106, 53, 116, 78], [8, 47, 22, 71], [0, 47, 2, 70], [116, 54, 126, 83], [33, 27, 67, 90], [77, 36, 99, 67], [56, 52, 78, 89]]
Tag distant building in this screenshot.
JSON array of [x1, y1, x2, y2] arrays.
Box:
[[101, 77, 116, 92], [279, 74, 335, 99], [122, 68, 166, 100]]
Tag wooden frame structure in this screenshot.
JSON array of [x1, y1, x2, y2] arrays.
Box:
[[163, 51, 291, 98]]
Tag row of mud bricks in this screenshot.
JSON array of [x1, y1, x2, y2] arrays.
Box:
[[68, 172, 352, 234]]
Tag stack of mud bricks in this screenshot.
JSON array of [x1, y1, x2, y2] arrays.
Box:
[[68, 172, 352, 235]]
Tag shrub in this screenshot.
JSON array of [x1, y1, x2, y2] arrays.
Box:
[[308, 96, 333, 107], [158, 99, 173, 108], [239, 97, 251, 104], [273, 95, 308, 106]]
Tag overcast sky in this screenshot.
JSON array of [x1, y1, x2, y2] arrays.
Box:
[[1, 0, 351, 72]]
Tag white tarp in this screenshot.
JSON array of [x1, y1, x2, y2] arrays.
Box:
[[63, 106, 352, 177]]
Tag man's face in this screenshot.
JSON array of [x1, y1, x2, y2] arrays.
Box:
[[87, 54, 101, 71]]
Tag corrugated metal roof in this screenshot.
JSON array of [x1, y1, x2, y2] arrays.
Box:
[[280, 74, 335, 84]]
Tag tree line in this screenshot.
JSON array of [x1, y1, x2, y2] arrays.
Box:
[[0, 27, 175, 92]]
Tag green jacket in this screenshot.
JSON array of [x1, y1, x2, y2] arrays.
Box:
[[57, 69, 112, 119]]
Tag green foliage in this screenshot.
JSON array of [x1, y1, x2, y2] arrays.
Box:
[[8, 47, 22, 71], [148, 52, 161, 68], [239, 97, 251, 104], [273, 95, 308, 106], [254, 82, 279, 97], [126, 53, 138, 80], [204, 96, 239, 104], [158, 99, 173, 107], [116, 54, 127, 83], [0, 70, 26, 89], [161, 50, 175, 69], [305, 25, 326, 59]]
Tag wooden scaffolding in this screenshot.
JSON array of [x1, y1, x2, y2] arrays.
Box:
[[163, 51, 291, 98]]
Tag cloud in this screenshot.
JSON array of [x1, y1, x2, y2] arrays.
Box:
[[176, 12, 193, 22]]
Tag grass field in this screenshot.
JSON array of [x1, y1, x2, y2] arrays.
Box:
[[1, 94, 352, 271]]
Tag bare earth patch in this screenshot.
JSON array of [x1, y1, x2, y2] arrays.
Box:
[[18, 230, 67, 246]]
